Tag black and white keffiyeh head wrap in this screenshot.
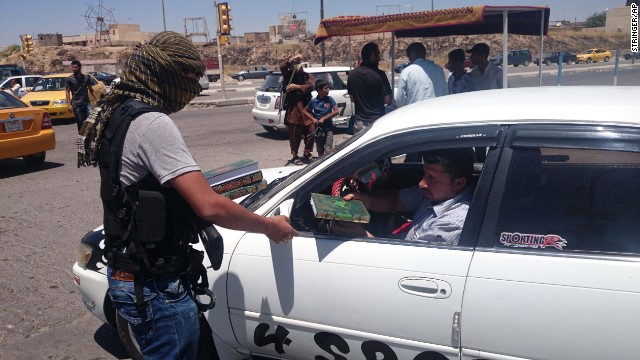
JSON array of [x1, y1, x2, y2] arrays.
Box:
[[77, 31, 205, 167]]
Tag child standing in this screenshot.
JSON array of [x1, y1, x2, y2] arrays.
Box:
[[303, 79, 339, 157]]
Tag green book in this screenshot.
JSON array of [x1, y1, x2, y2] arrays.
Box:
[[203, 159, 259, 186], [310, 193, 371, 223], [212, 171, 263, 194], [221, 180, 267, 200]]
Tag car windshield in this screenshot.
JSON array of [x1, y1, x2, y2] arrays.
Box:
[[0, 91, 28, 109], [32, 77, 66, 91], [241, 129, 367, 211], [580, 50, 594, 54], [260, 73, 283, 92]]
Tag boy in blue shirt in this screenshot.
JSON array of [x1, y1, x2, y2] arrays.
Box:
[[303, 79, 339, 157]]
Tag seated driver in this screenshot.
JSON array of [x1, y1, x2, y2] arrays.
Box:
[[333, 148, 475, 245]]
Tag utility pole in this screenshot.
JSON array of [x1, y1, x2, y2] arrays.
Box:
[[162, 0, 167, 31], [320, 0, 325, 66]]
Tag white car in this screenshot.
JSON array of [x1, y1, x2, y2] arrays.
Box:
[[0, 74, 42, 98], [74, 86, 640, 360], [251, 66, 353, 133]]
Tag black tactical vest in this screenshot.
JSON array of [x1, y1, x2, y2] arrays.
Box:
[[97, 98, 204, 276]]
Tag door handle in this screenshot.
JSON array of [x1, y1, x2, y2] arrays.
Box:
[[398, 277, 452, 299], [344, 94, 350, 98]]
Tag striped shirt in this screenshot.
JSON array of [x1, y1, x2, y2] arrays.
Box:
[[398, 186, 473, 245]]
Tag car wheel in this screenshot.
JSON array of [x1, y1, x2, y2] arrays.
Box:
[[514, 64, 518, 67], [604, 56, 609, 62], [523, 60, 530, 67], [544, 60, 551, 66], [238, 75, 245, 81], [566, 60, 574, 65], [115, 310, 143, 360], [262, 125, 278, 133], [587, 58, 592, 63], [23, 152, 45, 166]]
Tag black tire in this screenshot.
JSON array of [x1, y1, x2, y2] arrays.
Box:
[[23, 152, 45, 166], [513, 64, 518, 67], [237, 75, 245, 81], [523, 60, 530, 67], [604, 56, 609, 62], [544, 60, 551, 66], [262, 125, 278, 133], [587, 58, 592, 63], [566, 60, 574, 65], [115, 310, 143, 360]]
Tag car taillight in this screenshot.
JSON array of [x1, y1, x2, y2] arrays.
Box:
[[42, 112, 52, 129], [274, 96, 281, 109]]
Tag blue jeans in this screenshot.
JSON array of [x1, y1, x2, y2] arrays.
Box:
[[107, 268, 200, 360], [73, 103, 92, 131]]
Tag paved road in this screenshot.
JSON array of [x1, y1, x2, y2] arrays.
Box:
[[0, 67, 638, 359]]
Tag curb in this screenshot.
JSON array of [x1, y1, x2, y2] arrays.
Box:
[[187, 97, 253, 109]]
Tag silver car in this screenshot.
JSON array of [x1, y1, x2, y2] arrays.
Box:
[[251, 66, 352, 133]]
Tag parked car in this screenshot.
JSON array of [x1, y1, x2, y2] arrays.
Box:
[[21, 73, 106, 120], [252, 66, 352, 133], [199, 76, 209, 92], [231, 66, 274, 81], [0, 64, 26, 80], [73, 86, 640, 360], [533, 51, 577, 66], [624, 50, 640, 60], [489, 49, 532, 67], [88, 71, 118, 86], [0, 75, 42, 97], [576, 48, 612, 63], [0, 91, 55, 166]]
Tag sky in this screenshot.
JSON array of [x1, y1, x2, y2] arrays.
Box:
[[1, 0, 628, 48]]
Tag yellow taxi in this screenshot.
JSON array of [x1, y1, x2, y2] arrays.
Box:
[[0, 91, 55, 166], [21, 73, 106, 120], [576, 48, 612, 63]]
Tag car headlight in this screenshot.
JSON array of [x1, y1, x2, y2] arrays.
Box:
[[76, 242, 93, 269], [53, 99, 67, 106]]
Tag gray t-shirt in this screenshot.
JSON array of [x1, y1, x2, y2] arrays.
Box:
[[119, 110, 200, 187]]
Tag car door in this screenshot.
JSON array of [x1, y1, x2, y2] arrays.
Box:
[[461, 124, 640, 360], [227, 126, 505, 359]]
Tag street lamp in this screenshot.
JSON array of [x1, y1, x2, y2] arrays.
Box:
[[162, 0, 167, 31]]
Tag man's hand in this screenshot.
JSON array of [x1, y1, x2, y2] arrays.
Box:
[[68, 105, 73, 113], [265, 215, 299, 244]]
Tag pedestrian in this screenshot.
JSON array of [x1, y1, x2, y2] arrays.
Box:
[[279, 54, 315, 165], [10, 79, 21, 97], [303, 79, 339, 157], [446, 48, 474, 94], [77, 31, 297, 359], [347, 42, 392, 134], [466, 43, 502, 162], [466, 42, 503, 90], [395, 42, 448, 107], [66, 60, 96, 131]]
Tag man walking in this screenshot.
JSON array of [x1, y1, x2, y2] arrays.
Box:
[[66, 60, 96, 131], [395, 42, 448, 107], [347, 42, 392, 134]]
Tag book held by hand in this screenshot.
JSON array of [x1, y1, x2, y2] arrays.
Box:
[[310, 193, 371, 223]]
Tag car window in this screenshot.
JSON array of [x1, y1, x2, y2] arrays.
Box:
[[259, 73, 283, 92], [0, 91, 28, 109], [32, 77, 66, 91], [286, 126, 505, 246], [494, 147, 640, 254], [25, 77, 39, 88]]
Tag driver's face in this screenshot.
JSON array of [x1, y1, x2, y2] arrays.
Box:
[[418, 163, 460, 204]]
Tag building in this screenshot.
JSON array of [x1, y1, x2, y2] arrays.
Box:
[[606, 6, 633, 34], [37, 34, 63, 47], [245, 32, 270, 43], [63, 23, 154, 47]]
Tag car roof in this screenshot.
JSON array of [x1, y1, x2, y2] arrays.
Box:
[[363, 87, 640, 139], [304, 66, 351, 73], [43, 73, 73, 78]]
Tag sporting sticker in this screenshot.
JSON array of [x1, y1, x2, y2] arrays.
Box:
[[500, 232, 567, 250]]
